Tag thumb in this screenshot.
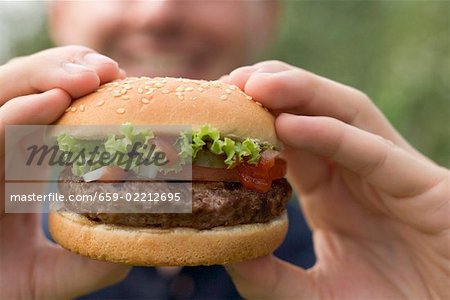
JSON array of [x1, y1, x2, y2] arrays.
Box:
[[36, 243, 131, 299], [225, 255, 316, 299]]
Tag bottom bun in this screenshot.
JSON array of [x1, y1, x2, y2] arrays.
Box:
[[48, 211, 288, 266]]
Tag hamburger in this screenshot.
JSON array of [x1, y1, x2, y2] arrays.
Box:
[[48, 77, 291, 266]]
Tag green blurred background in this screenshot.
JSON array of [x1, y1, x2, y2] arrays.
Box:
[[1, 1, 449, 166]]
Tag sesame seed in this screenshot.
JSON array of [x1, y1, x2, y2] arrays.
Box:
[[96, 100, 105, 106], [121, 95, 130, 100], [97, 88, 105, 92], [198, 87, 205, 92], [201, 83, 209, 88], [220, 95, 227, 100], [225, 89, 232, 94], [185, 87, 194, 92], [229, 85, 237, 90], [124, 85, 132, 90], [176, 86, 185, 92], [137, 88, 144, 94], [161, 89, 170, 94], [65, 107, 71, 112], [116, 108, 126, 114], [79, 105, 85, 112], [155, 83, 164, 88], [70, 107, 77, 112], [192, 96, 198, 100], [255, 101, 263, 106], [141, 98, 150, 104], [120, 89, 127, 95], [177, 95, 184, 100], [246, 95, 253, 100]]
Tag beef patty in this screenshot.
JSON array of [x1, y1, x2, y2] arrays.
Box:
[[57, 168, 292, 230]]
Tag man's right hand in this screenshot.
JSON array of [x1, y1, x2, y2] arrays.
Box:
[[0, 46, 131, 299]]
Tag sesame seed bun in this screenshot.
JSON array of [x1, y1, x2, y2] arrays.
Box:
[[49, 76, 288, 266], [53, 77, 279, 147], [49, 211, 288, 266]]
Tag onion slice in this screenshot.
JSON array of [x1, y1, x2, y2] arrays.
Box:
[[82, 166, 108, 182], [138, 164, 158, 179]]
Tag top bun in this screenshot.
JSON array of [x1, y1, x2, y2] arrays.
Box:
[[54, 77, 278, 146]]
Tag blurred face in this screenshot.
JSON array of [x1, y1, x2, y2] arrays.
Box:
[[50, 0, 276, 79]]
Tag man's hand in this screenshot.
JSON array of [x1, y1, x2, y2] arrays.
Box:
[[0, 46, 130, 299], [222, 61, 450, 299]]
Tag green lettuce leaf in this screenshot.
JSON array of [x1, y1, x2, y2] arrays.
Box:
[[56, 123, 154, 176], [181, 125, 263, 168], [56, 124, 271, 176]]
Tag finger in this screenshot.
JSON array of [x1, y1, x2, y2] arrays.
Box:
[[0, 88, 71, 125], [0, 89, 71, 179], [277, 113, 450, 232], [225, 255, 315, 299], [277, 113, 444, 197], [229, 63, 368, 126], [227, 60, 291, 90], [0, 45, 122, 103], [228, 63, 419, 155], [36, 243, 131, 299]]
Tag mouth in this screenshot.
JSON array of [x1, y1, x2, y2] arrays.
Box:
[[108, 35, 212, 78], [132, 53, 193, 76]]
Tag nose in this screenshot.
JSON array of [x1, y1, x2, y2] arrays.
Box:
[[122, 0, 179, 31]]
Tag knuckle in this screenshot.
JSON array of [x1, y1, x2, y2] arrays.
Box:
[[358, 134, 394, 176], [292, 69, 318, 101], [5, 55, 26, 66], [42, 45, 96, 65], [375, 134, 396, 148], [293, 68, 315, 85], [355, 89, 372, 105]]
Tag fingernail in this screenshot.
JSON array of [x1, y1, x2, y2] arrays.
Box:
[[83, 53, 116, 65], [63, 62, 92, 74], [119, 68, 127, 78]]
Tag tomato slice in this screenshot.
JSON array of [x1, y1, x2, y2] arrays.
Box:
[[238, 171, 272, 193], [237, 150, 287, 193], [269, 159, 287, 179], [191, 152, 286, 186], [136, 145, 287, 194]]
